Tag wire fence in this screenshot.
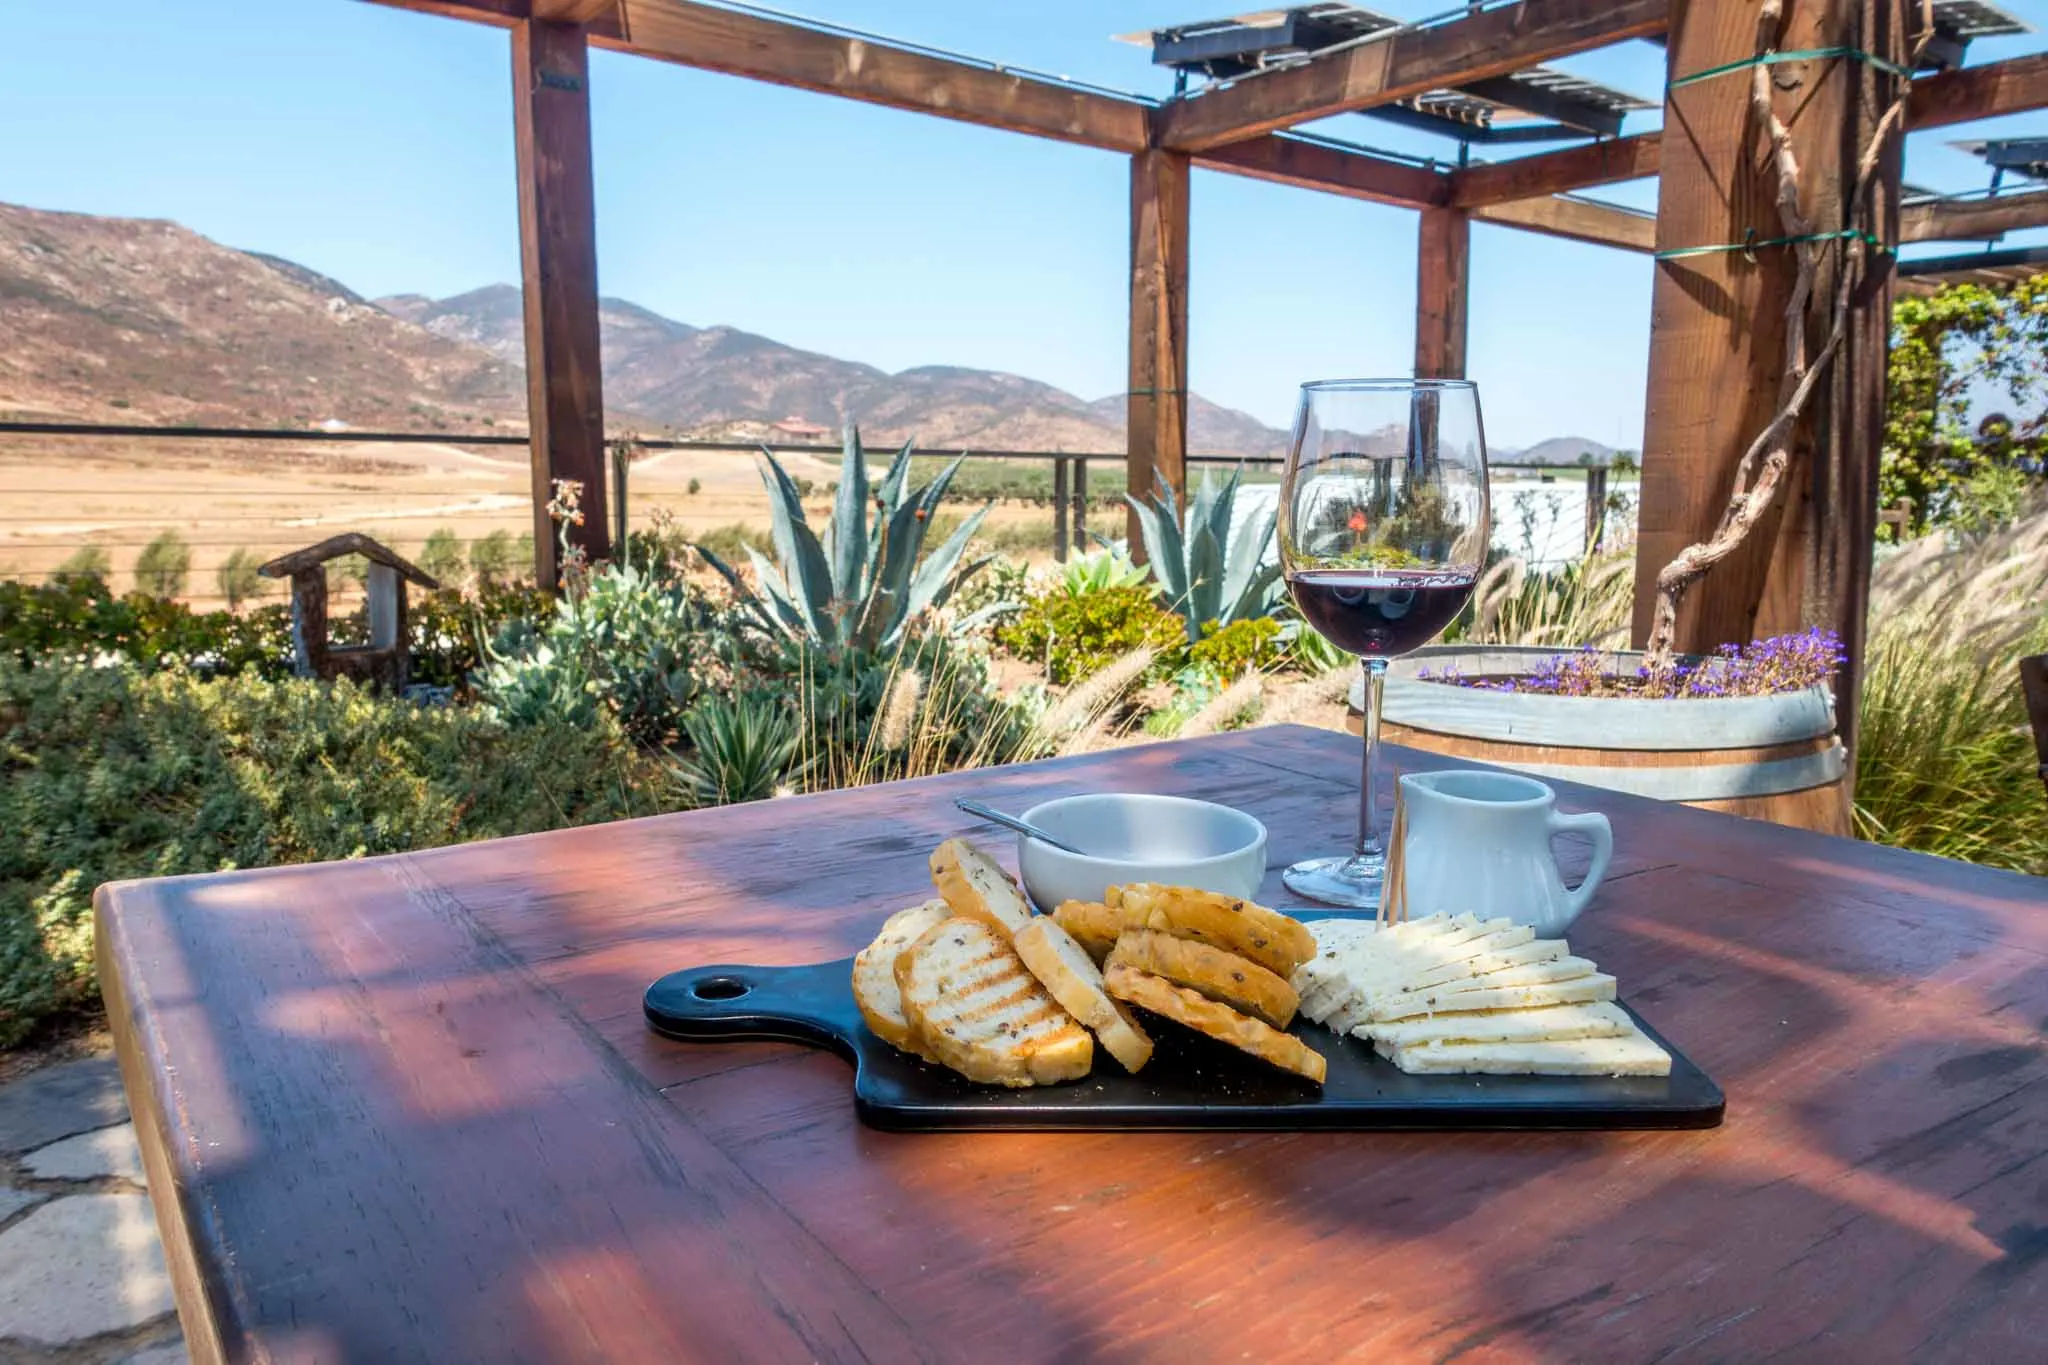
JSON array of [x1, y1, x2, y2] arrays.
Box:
[[0, 422, 1632, 602]]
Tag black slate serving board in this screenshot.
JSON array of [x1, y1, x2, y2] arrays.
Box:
[[643, 920, 1725, 1133]]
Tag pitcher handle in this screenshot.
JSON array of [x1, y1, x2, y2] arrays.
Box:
[[1547, 809, 1613, 920]]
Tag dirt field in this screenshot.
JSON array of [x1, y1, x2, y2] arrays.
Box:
[[0, 436, 1080, 607]]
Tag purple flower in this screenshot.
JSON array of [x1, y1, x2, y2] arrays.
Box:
[[1425, 629, 1843, 700]]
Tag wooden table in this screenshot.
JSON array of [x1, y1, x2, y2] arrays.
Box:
[[96, 727, 2048, 1363]]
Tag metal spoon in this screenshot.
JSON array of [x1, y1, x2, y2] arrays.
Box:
[[953, 798, 1088, 855]]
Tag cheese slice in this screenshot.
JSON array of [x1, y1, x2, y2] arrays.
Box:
[[1403, 937, 1568, 992], [1355, 1000, 1636, 1049], [1406, 954, 1598, 996], [1298, 914, 1497, 1020], [1366, 972, 1617, 1022], [1378, 1028, 1671, 1077], [1318, 923, 1543, 1033]]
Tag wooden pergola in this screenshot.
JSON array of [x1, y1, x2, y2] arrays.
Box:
[[368, 0, 2047, 748]]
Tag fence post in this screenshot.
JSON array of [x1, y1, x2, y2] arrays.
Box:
[[1073, 458, 1089, 549], [1053, 457, 1071, 562], [1585, 466, 1609, 553]]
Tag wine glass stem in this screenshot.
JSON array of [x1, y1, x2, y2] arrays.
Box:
[[1356, 657, 1389, 860]]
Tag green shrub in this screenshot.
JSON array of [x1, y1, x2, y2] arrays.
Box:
[[693, 522, 773, 566], [669, 694, 803, 807], [687, 477, 702, 496], [1059, 546, 1151, 596], [476, 559, 737, 745], [0, 661, 657, 1046], [418, 528, 466, 588], [48, 545, 110, 585], [215, 547, 267, 609], [995, 583, 1185, 684], [1190, 616, 1284, 678], [0, 575, 544, 692], [133, 531, 191, 598]]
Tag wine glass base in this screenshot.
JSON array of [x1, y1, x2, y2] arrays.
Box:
[[1281, 853, 1385, 909]]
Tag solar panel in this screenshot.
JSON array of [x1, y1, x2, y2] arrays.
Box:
[[1135, 4, 1654, 143], [1954, 139, 2048, 185]]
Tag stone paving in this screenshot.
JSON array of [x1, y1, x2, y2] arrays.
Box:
[[0, 1054, 186, 1364]]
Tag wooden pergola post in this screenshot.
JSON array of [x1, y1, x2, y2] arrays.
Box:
[[1632, 0, 1906, 758], [513, 16, 610, 584], [1127, 147, 1190, 550], [1414, 206, 1471, 379]]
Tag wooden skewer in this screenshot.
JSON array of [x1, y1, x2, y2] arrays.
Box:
[[1379, 768, 1408, 925]]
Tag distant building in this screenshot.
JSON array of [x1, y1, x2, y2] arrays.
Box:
[[768, 415, 830, 442]]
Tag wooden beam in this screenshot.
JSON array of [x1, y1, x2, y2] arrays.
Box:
[[1901, 188, 2048, 242], [533, 0, 614, 20], [1633, 0, 1907, 769], [513, 19, 610, 580], [612, 0, 1148, 151], [1415, 207, 1471, 379], [1907, 50, 2048, 130], [1451, 132, 1663, 207], [1471, 195, 1656, 251], [1154, 0, 1670, 153], [1128, 149, 1191, 550], [1191, 134, 1448, 209], [359, 0, 535, 26]]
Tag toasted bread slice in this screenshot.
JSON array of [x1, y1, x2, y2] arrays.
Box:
[[931, 838, 1034, 939], [1051, 899, 1130, 963], [1013, 918, 1153, 1073], [1107, 928, 1300, 1029], [851, 899, 954, 1055], [1111, 883, 1316, 978], [1104, 962, 1326, 1086], [896, 917, 1093, 1087]]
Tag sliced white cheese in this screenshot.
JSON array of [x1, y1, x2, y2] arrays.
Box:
[[1355, 1000, 1636, 1048], [1411, 955, 1599, 996], [1377, 1027, 1671, 1077], [1367, 972, 1618, 1022], [1403, 937, 1568, 992], [1320, 925, 1543, 1033]]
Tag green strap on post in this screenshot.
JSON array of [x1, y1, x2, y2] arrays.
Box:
[[1655, 229, 1891, 262], [1669, 46, 1914, 89]]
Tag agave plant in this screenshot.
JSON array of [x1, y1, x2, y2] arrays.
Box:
[[1125, 466, 1282, 644], [668, 693, 804, 808], [697, 428, 997, 650]]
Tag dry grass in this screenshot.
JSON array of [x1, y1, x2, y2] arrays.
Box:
[[1464, 551, 1635, 648]]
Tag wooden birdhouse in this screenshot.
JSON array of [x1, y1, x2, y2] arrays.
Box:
[[259, 533, 440, 691]]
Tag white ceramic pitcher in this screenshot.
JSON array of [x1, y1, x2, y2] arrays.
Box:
[[1396, 770, 1613, 938]]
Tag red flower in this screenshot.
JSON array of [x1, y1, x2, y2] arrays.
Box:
[[1347, 510, 1369, 533]]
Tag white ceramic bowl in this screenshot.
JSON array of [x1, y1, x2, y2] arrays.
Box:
[[1015, 793, 1268, 910]]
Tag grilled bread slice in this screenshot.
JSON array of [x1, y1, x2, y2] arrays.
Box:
[[1013, 918, 1153, 1073], [1104, 962, 1327, 1086], [852, 899, 955, 1055], [1107, 929, 1300, 1029], [1110, 883, 1316, 977], [1051, 900, 1128, 963], [931, 838, 1034, 940], [896, 917, 1093, 1087]]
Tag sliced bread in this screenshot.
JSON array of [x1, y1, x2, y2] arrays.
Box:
[[1110, 883, 1316, 977], [1013, 918, 1153, 1073], [1106, 928, 1300, 1029], [931, 838, 1034, 940], [1104, 962, 1327, 1086], [851, 898, 954, 1055], [895, 916, 1093, 1087]]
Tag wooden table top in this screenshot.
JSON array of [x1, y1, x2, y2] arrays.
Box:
[[97, 726, 2048, 1364]]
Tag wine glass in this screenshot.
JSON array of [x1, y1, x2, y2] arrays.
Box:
[[1278, 379, 1491, 907]]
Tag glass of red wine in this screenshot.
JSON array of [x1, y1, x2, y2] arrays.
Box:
[[1279, 378, 1490, 907]]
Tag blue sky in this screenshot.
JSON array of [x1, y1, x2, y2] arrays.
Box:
[[1, 1, 2040, 448]]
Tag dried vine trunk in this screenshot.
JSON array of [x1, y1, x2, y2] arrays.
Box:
[[1645, 0, 1927, 666]]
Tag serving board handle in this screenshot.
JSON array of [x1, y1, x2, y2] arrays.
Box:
[[643, 961, 857, 1060]]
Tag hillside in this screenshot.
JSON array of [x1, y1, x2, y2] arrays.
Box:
[[0, 202, 523, 429], [0, 200, 1289, 453]]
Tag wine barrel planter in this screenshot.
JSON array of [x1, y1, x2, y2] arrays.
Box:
[[1348, 645, 1851, 836]]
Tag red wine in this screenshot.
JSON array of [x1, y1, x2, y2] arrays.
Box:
[[1287, 568, 1476, 657]]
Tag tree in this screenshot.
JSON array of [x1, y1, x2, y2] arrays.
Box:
[[215, 547, 267, 609], [134, 531, 191, 599], [418, 527, 465, 587], [48, 544, 110, 585], [1883, 274, 2048, 539], [470, 529, 514, 587]]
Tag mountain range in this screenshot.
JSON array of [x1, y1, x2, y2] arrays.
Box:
[[0, 200, 1620, 463]]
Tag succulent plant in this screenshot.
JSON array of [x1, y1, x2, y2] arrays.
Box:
[[1125, 466, 1282, 644], [696, 429, 997, 651]]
